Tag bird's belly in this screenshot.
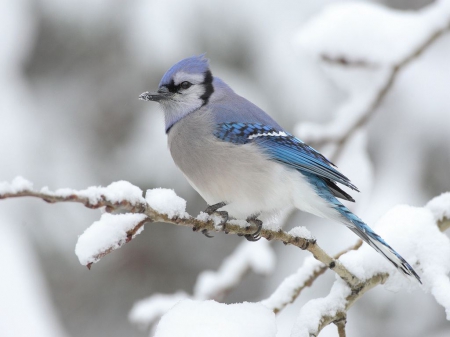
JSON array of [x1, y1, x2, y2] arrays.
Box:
[[170, 134, 291, 218], [192, 162, 292, 218], [167, 113, 331, 220]]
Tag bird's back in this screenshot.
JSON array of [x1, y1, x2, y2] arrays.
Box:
[[208, 77, 283, 128]]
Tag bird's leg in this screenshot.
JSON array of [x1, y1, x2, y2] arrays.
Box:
[[245, 215, 263, 242], [204, 202, 227, 214], [202, 202, 229, 237]]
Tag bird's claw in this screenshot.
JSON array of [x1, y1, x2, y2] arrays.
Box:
[[201, 229, 214, 238], [204, 202, 228, 232], [245, 217, 263, 241], [214, 210, 229, 231]]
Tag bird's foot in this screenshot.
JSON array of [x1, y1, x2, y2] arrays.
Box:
[[203, 202, 229, 234], [201, 229, 214, 238], [245, 216, 263, 242]]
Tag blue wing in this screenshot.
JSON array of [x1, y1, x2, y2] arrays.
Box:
[[214, 122, 359, 192]]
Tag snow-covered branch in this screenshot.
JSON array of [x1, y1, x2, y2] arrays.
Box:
[[3, 176, 450, 336], [0, 177, 359, 287], [439, 219, 450, 232], [291, 275, 387, 337], [289, 193, 450, 336], [295, 0, 450, 161], [262, 240, 362, 314]]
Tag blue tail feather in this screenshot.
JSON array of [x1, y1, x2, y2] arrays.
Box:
[[303, 172, 422, 283]]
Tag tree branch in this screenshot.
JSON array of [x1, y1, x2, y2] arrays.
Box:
[[305, 19, 450, 162], [263, 240, 363, 314], [295, 205, 450, 335], [311, 274, 388, 337], [0, 183, 361, 288], [439, 218, 450, 232], [333, 313, 347, 337]]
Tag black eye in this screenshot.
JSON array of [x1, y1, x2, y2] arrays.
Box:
[[180, 81, 192, 90]]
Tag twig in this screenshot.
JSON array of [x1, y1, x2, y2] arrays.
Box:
[[303, 207, 450, 335], [320, 55, 376, 68], [439, 218, 450, 232], [86, 217, 150, 269], [193, 208, 292, 302], [265, 240, 363, 314], [309, 274, 388, 337], [334, 313, 347, 337]]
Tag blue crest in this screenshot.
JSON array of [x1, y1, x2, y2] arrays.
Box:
[[159, 54, 210, 87]]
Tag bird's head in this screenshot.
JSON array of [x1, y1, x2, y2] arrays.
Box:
[[140, 54, 214, 132]]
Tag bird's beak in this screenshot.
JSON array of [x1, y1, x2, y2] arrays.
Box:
[[139, 90, 171, 102]]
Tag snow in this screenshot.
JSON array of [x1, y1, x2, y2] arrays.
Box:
[[0, 176, 33, 194], [196, 211, 233, 228], [287, 196, 450, 334], [196, 211, 210, 222], [129, 240, 276, 329], [293, 0, 450, 149], [75, 213, 148, 266], [426, 192, 450, 222], [227, 219, 249, 228], [97, 181, 145, 204], [287, 226, 313, 240], [154, 299, 277, 337], [261, 257, 324, 311], [145, 188, 188, 219], [2, 1, 450, 335], [290, 279, 350, 337], [294, 1, 450, 66], [128, 291, 189, 330], [194, 240, 275, 300], [0, 178, 146, 212], [41, 180, 145, 205], [339, 204, 450, 316]]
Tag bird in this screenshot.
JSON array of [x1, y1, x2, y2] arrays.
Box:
[[139, 54, 421, 283]]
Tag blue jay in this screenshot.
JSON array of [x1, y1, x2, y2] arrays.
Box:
[[140, 55, 421, 283]]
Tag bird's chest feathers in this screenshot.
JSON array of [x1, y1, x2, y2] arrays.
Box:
[[166, 113, 292, 215], [167, 112, 225, 195], [167, 111, 214, 168]]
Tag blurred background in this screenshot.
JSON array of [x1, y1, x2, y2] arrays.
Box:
[[1, 0, 449, 336]]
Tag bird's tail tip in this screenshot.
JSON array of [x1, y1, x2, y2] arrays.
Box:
[[332, 202, 422, 284], [340, 211, 422, 284], [367, 231, 422, 284], [395, 252, 422, 284]]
